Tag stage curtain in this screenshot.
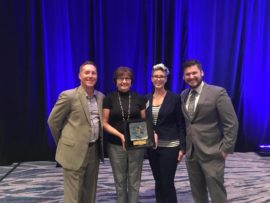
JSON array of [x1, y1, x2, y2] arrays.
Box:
[[0, 0, 269, 163]]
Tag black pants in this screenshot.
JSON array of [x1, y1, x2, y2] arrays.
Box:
[[147, 146, 179, 203]]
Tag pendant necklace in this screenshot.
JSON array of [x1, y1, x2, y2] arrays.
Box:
[[118, 91, 131, 121]]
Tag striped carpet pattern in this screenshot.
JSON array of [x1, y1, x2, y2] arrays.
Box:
[[0, 152, 269, 203]]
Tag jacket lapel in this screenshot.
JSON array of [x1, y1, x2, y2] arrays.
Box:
[[182, 89, 191, 120], [78, 86, 92, 125], [151, 91, 169, 126], [96, 91, 103, 123], [193, 84, 208, 119], [157, 91, 168, 120]]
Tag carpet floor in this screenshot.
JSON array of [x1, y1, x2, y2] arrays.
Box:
[[0, 152, 269, 203]]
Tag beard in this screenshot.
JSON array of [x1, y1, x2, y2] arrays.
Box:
[[189, 78, 202, 89]]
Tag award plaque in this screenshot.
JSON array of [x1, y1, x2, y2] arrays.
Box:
[[124, 119, 154, 150]]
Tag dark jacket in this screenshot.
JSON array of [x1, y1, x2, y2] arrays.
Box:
[[146, 91, 186, 151]]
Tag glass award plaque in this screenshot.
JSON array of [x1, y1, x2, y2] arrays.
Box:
[[124, 119, 154, 150]]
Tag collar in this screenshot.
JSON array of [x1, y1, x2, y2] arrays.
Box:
[[83, 88, 97, 99], [117, 90, 131, 97], [190, 81, 204, 95]]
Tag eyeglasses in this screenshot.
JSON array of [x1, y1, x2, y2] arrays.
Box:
[[117, 78, 131, 82], [152, 75, 167, 80]]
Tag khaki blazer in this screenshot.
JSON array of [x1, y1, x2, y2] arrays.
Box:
[[48, 86, 104, 170]]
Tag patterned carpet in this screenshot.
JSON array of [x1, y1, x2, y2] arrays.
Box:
[[0, 152, 269, 203]]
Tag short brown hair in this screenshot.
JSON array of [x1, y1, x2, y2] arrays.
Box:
[[183, 60, 202, 71], [113, 66, 134, 84], [79, 60, 96, 73]]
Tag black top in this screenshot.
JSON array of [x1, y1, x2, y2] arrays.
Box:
[[103, 91, 146, 145], [146, 91, 186, 151]]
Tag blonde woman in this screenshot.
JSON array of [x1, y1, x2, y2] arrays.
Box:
[[146, 63, 186, 203]]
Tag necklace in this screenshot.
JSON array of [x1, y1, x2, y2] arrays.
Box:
[[117, 91, 131, 121]]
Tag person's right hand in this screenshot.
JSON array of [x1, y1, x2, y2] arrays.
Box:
[[178, 150, 184, 162], [120, 134, 126, 151]]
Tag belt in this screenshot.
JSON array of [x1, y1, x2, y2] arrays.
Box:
[[89, 140, 98, 147]]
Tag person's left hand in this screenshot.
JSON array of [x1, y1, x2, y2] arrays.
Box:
[[221, 151, 228, 159], [178, 150, 184, 162], [153, 132, 158, 149]]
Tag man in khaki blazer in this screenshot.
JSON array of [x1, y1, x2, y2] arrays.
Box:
[[180, 60, 238, 203], [48, 61, 105, 203]]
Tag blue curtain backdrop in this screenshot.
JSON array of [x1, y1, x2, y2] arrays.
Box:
[[0, 0, 269, 163]]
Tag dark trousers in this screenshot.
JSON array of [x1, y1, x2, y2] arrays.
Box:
[[148, 147, 179, 203]]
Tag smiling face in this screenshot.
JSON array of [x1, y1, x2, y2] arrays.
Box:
[[116, 73, 132, 92], [79, 64, 97, 90], [183, 65, 204, 89], [151, 69, 167, 90], [114, 67, 133, 93]]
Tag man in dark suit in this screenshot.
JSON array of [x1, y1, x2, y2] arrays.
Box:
[[180, 60, 238, 203], [48, 61, 105, 203]]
